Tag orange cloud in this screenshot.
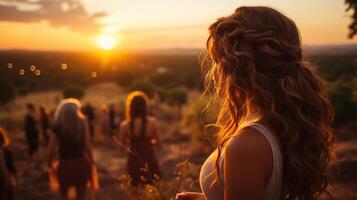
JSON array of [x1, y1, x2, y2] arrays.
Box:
[[0, 0, 105, 34]]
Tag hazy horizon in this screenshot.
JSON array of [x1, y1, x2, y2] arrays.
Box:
[[1, 43, 357, 54], [0, 0, 356, 51]]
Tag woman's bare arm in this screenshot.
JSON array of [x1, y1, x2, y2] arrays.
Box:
[[176, 192, 206, 200], [224, 128, 272, 200]]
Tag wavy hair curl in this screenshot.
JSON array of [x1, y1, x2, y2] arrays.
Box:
[[203, 6, 335, 199]]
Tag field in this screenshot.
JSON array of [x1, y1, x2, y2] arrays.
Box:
[[1, 82, 210, 200], [0, 49, 357, 199]]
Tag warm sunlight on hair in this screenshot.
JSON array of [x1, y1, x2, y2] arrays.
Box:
[[96, 34, 118, 50]]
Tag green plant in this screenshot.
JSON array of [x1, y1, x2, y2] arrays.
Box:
[[129, 79, 156, 97], [325, 80, 357, 125], [345, 0, 357, 38], [167, 88, 187, 106]]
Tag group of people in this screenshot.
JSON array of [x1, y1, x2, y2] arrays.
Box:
[[24, 104, 51, 159], [0, 104, 51, 199], [24, 101, 122, 158], [1, 91, 162, 200], [2, 6, 336, 200]]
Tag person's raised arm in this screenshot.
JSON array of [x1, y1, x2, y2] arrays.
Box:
[[224, 128, 271, 200]]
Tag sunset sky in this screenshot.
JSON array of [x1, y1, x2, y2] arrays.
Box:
[[0, 0, 356, 51]]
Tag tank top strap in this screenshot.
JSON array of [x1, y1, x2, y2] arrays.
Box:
[[248, 123, 280, 153], [248, 123, 282, 199]]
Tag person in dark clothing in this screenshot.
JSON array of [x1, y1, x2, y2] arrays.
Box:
[[24, 103, 39, 157], [108, 104, 117, 135], [108, 104, 119, 136], [0, 127, 17, 200], [118, 91, 161, 186], [99, 105, 110, 136], [48, 99, 96, 200], [39, 106, 51, 146], [82, 103, 96, 139]]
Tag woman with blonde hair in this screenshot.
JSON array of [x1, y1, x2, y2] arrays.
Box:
[[119, 91, 161, 186], [48, 98, 94, 200], [177, 6, 335, 200]]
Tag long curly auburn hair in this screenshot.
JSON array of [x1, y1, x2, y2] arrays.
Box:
[[202, 6, 335, 199]]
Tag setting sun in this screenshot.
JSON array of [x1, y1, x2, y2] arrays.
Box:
[[96, 34, 118, 50]]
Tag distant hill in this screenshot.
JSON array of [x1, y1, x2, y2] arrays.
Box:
[[126, 48, 203, 55], [304, 44, 357, 55], [131, 44, 357, 56], [1, 44, 356, 56]]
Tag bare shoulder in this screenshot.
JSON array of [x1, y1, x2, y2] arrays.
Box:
[[223, 127, 270, 199], [225, 127, 271, 161]]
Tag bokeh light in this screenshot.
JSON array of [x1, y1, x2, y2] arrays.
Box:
[[30, 65, 36, 71], [35, 69, 41, 76], [91, 71, 98, 78], [7, 63, 13, 69], [61, 63, 68, 70], [19, 69, 25, 76]]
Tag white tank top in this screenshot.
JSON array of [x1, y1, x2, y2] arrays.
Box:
[[199, 123, 283, 200]]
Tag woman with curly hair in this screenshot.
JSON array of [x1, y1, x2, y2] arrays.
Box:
[[177, 6, 335, 200]]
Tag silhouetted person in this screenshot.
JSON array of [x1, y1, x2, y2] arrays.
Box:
[[99, 105, 110, 136], [48, 99, 95, 200], [24, 103, 39, 158], [0, 127, 17, 200], [109, 104, 120, 136], [39, 106, 51, 146], [82, 103, 96, 139], [119, 91, 161, 186]]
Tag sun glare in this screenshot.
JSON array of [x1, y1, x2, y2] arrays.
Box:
[[96, 34, 118, 50]]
